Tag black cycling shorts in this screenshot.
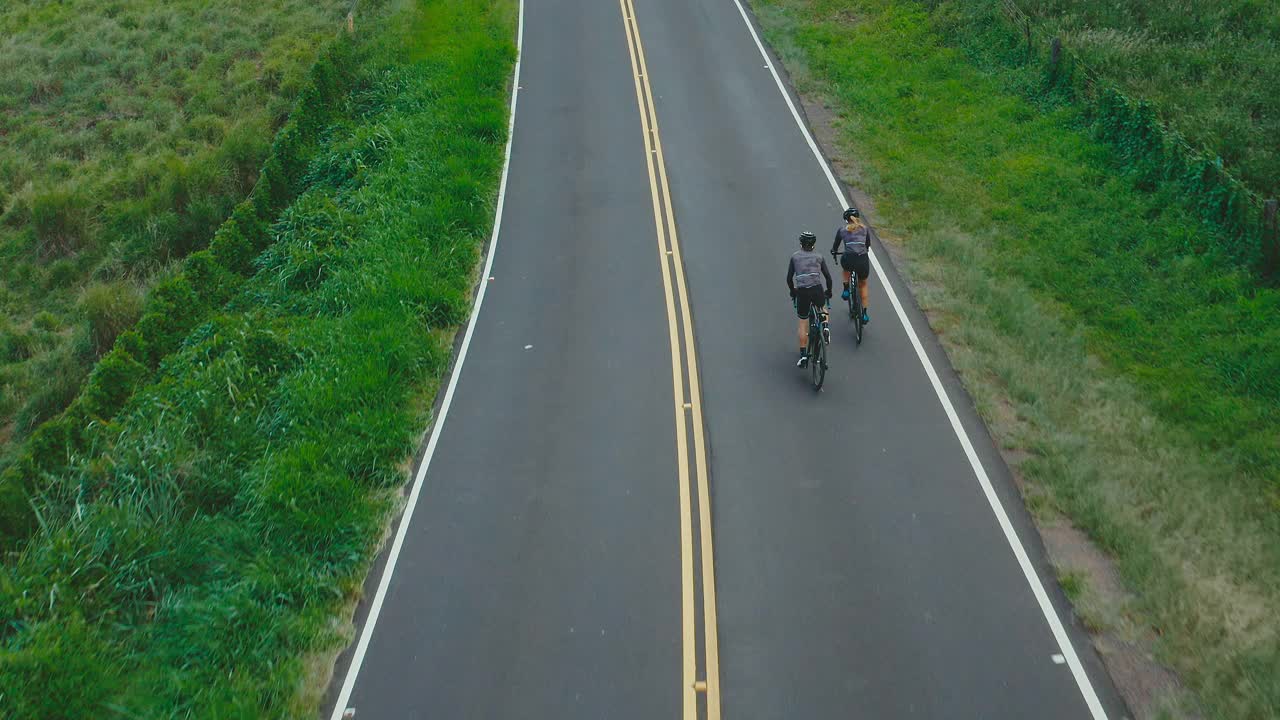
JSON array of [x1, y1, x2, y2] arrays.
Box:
[[841, 251, 870, 280], [793, 285, 826, 319]]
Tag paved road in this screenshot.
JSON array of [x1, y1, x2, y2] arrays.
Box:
[[326, 0, 1128, 717]]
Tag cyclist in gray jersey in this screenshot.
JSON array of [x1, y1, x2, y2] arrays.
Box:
[[786, 231, 833, 368], [830, 206, 872, 325]]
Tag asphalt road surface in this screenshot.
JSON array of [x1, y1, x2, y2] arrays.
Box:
[[325, 0, 1129, 717]]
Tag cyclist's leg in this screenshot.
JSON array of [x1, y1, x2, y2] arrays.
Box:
[[795, 294, 810, 351], [854, 255, 871, 315], [840, 253, 854, 298]]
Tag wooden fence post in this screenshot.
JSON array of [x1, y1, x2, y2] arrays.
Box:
[[345, 0, 358, 33], [1049, 37, 1062, 81], [1265, 199, 1279, 276]]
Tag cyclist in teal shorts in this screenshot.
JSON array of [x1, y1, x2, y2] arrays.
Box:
[[831, 206, 871, 325]]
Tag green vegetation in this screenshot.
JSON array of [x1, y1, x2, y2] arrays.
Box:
[[750, 0, 1279, 716], [1057, 569, 1085, 601], [920, 0, 1279, 278], [0, 0, 356, 465], [0, 11, 375, 549], [0, 0, 516, 714], [943, 0, 1280, 198]]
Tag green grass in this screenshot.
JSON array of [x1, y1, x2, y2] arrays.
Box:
[[750, 0, 1279, 716], [0, 0, 356, 466], [0, 0, 516, 714], [918, 0, 1277, 277], [1057, 569, 1086, 602], [943, 0, 1280, 199]]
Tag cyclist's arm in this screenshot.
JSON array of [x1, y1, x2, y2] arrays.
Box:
[[820, 258, 833, 295], [786, 257, 796, 294], [831, 231, 842, 256]]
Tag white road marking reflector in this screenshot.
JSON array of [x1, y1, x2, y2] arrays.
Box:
[[325, 1, 527, 718], [1053, 654, 1067, 664], [725, 0, 1110, 717], [524, 344, 533, 350]]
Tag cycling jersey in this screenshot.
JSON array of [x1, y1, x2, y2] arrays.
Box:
[[787, 249, 832, 291], [831, 224, 870, 257]]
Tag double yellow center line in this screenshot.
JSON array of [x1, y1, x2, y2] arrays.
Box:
[[618, 2, 722, 718]]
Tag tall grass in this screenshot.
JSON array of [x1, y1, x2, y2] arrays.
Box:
[[995, 0, 1280, 199], [920, 0, 1277, 277], [0, 0, 516, 715], [0, 0, 356, 466], [750, 0, 1279, 715], [917, 0, 1280, 198]]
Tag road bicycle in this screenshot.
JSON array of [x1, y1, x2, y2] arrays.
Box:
[[833, 250, 864, 345]]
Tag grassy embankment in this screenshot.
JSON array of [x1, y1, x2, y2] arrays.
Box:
[[923, 0, 1279, 278], [750, 0, 1278, 716], [952, 0, 1280, 198], [0, 0, 515, 715], [0, 0, 355, 464]]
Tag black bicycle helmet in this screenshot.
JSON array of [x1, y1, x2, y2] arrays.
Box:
[[843, 207, 861, 221], [798, 231, 817, 248]]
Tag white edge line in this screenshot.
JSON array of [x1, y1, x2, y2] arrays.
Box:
[[327, 1, 524, 717], [723, 1, 1109, 718]]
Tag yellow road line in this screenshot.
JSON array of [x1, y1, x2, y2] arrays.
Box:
[[637, 31, 725, 720], [617, 5, 697, 719], [619, 1, 723, 718]]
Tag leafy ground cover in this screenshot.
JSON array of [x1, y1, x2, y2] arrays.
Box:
[[0, 0, 515, 715], [0, 0, 356, 465], [946, 0, 1280, 198]]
